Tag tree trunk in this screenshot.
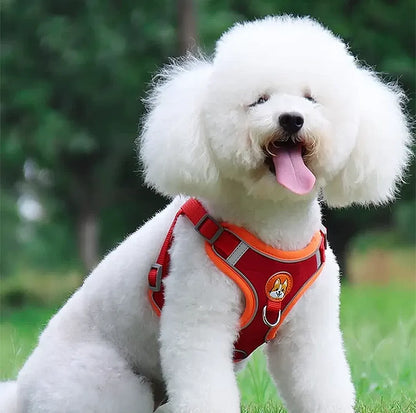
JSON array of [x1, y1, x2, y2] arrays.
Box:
[[323, 207, 360, 281], [177, 0, 198, 55], [62, 151, 101, 275], [77, 208, 99, 274], [344, 0, 361, 15]]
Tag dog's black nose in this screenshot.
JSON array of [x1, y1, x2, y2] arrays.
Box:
[[279, 112, 304, 134]]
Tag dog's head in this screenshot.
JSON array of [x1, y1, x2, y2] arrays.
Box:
[[140, 16, 411, 207], [270, 278, 288, 299]]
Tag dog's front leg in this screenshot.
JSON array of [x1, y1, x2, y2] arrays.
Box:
[[265, 255, 355, 413], [158, 243, 242, 413]]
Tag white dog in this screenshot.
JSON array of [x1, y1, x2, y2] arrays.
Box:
[[1, 16, 411, 413]]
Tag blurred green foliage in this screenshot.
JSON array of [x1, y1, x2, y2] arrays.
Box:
[[1, 0, 415, 277]]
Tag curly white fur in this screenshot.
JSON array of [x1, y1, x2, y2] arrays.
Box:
[[2, 16, 411, 413]]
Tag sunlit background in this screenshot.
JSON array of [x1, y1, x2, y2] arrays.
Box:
[[1, 1, 415, 411]]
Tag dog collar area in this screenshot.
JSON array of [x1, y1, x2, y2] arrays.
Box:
[[148, 198, 327, 362]]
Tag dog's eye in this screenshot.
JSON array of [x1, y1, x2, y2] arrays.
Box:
[[249, 95, 269, 107], [304, 94, 317, 103]]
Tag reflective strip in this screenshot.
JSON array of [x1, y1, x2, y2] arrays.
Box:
[[226, 242, 249, 267], [315, 250, 321, 269]]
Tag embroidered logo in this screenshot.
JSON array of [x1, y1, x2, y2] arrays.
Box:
[[265, 272, 293, 302]]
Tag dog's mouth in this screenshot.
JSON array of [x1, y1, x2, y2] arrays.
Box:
[[263, 137, 316, 195]]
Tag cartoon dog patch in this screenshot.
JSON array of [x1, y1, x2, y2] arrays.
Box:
[[265, 272, 293, 302]]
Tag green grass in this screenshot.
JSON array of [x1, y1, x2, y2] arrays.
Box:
[[237, 284, 416, 412], [1, 285, 415, 412], [0, 306, 59, 379]]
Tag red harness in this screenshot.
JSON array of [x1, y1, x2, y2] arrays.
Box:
[[148, 198, 326, 362]]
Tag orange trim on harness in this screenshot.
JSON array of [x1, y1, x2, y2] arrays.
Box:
[[222, 223, 323, 261], [147, 198, 326, 362], [205, 244, 256, 329], [205, 223, 323, 332]]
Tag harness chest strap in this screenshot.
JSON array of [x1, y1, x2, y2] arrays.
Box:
[[148, 198, 327, 362]]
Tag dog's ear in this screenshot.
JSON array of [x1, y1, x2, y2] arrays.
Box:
[[272, 279, 281, 291], [139, 58, 219, 197], [323, 69, 412, 207]]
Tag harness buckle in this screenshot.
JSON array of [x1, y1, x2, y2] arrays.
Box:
[[194, 214, 224, 244], [148, 263, 163, 292]]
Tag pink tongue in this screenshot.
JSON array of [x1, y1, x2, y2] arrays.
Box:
[[272, 144, 316, 195]]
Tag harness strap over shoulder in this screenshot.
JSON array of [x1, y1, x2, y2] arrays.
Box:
[[148, 198, 225, 312], [148, 198, 326, 362]]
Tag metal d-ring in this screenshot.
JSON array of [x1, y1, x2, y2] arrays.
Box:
[[262, 306, 282, 328]]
